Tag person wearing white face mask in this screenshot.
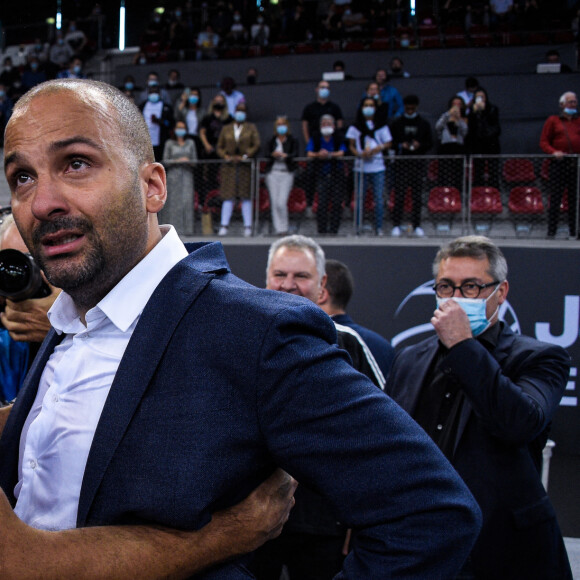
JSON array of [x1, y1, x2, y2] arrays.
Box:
[[540, 91, 580, 239], [301, 81, 344, 215], [386, 235, 572, 580], [216, 102, 261, 236]]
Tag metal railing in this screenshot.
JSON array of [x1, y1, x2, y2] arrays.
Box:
[[160, 154, 579, 240]]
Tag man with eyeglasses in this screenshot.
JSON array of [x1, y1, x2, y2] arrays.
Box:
[[386, 235, 572, 580]]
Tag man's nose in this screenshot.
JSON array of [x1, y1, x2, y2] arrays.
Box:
[[30, 176, 69, 220]]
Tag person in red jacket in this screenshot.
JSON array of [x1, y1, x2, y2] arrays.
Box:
[[539, 91, 580, 238]]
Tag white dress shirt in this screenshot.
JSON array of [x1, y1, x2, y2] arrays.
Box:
[[14, 226, 188, 530]]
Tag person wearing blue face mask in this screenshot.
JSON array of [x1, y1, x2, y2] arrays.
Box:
[[540, 91, 580, 239], [301, 81, 344, 215], [386, 235, 572, 580], [265, 116, 299, 235], [139, 86, 175, 160], [161, 121, 198, 236], [217, 102, 261, 236]]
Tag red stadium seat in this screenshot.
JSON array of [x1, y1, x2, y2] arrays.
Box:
[[287, 187, 307, 231], [470, 187, 503, 215], [428, 187, 462, 234], [502, 158, 536, 183]]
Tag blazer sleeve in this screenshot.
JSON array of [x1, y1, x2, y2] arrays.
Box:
[[254, 304, 481, 579], [440, 334, 570, 444]]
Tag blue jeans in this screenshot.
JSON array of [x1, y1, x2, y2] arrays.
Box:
[[354, 170, 385, 233]]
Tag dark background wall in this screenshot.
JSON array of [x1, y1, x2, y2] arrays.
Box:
[[219, 240, 580, 457]]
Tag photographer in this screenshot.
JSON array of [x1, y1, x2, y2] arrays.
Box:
[[0, 213, 60, 403]]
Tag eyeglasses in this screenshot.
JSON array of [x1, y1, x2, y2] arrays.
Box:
[[433, 280, 500, 299]]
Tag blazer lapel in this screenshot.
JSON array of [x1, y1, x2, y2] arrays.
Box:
[[76, 260, 216, 525]]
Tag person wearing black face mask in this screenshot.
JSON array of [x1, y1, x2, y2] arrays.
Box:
[[389, 94, 432, 237], [199, 95, 233, 210]]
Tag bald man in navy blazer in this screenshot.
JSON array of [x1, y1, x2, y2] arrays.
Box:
[[0, 79, 481, 579]]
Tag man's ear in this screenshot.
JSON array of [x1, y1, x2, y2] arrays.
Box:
[[142, 162, 167, 214], [318, 285, 329, 306]]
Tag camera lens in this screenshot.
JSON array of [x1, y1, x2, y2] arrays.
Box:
[[0, 249, 51, 301]]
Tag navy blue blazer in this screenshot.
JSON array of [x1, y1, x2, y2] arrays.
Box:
[[386, 324, 572, 580], [0, 242, 481, 579]]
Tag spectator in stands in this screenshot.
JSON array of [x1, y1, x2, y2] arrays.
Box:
[[342, 4, 369, 38], [347, 98, 392, 236], [174, 86, 205, 197], [168, 7, 191, 59], [219, 76, 246, 117], [138, 71, 171, 106], [374, 68, 404, 120], [542, 49, 573, 73], [64, 20, 89, 59], [435, 95, 468, 191], [161, 120, 197, 236], [388, 56, 410, 79], [211, 1, 232, 38], [165, 68, 184, 90], [217, 102, 260, 237], [331, 59, 352, 79], [389, 94, 433, 238], [286, 3, 311, 42], [466, 87, 501, 188], [29, 38, 49, 64], [133, 50, 149, 66], [306, 114, 348, 234], [457, 76, 479, 114], [265, 116, 299, 235], [540, 91, 580, 239], [0, 57, 21, 90], [226, 11, 249, 45], [319, 259, 395, 377], [356, 81, 390, 127], [119, 74, 142, 94], [250, 14, 270, 48], [21, 57, 47, 91], [0, 85, 13, 147], [197, 24, 221, 60], [139, 85, 174, 160], [175, 86, 205, 147], [246, 66, 258, 85], [56, 57, 85, 80], [142, 9, 168, 46], [199, 94, 232, 202], [489, 0, 514, 28], [49, 33, 74, 75], [301, 79, 344, 147]]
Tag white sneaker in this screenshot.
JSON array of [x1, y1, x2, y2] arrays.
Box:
[[218, 226, 228, 236], [414, 227, 425, 238], [244, 227, 252, 237], [391, 226, 401, 237], [376, 228, 384, 237]]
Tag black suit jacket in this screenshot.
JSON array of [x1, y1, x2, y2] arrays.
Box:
[[386, 323, 572, 579]]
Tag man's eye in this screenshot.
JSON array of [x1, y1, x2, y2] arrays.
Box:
[[70, 159, 88, 170], [462, 283, 478, 291]]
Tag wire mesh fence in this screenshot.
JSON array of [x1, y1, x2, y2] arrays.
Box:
[[160, 155, 579, 240]]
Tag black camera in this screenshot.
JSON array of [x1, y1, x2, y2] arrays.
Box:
[[0, 249, 51, 301]]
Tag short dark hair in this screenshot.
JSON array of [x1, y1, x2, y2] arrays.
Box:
[[433, 236, 508, 281], [325, 259, 354, 310], [465, 76, 479, 89], [403, 94, 419, 106]]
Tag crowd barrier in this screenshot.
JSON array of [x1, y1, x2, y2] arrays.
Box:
[[160, 154, 580, 240]]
